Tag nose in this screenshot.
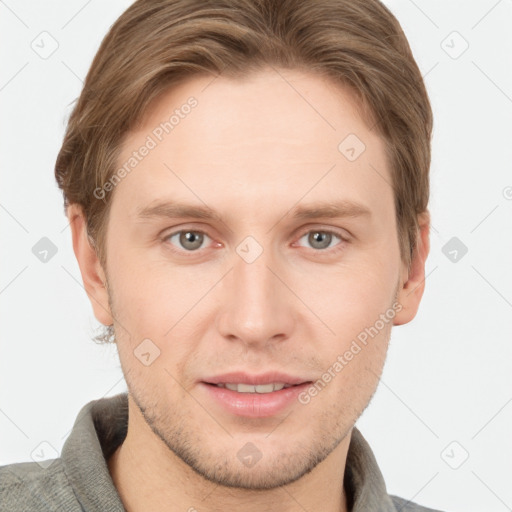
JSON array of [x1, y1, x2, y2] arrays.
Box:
[[215, 242, 297, 348]]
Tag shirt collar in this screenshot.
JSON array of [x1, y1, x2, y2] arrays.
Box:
[[344, 427, 396, 511], [61, 393, 127, 511]]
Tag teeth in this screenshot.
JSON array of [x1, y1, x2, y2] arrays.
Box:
[[216, 382, 292, 393]]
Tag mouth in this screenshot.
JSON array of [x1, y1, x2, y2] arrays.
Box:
[[199, 379, 313, 417], [202, 382, 309, 393], [201, 371, 312, 394], [199, 370, 313, 418]]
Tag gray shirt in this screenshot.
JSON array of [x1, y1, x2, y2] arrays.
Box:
[[0, 393, 445, 511]]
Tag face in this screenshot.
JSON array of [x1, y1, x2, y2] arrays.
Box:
[[84, 68, 416, 489]]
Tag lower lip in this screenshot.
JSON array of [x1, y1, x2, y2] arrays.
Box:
[[199, 382, 311, 418]]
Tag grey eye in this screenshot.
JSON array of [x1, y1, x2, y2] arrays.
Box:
[[299, 231, 341, 250], [168, 231, 208, 251]]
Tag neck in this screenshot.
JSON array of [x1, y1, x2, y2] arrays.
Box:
[[108, 396, 351, 512]]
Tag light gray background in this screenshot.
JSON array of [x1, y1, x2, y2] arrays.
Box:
[[1, 1, 511, 511]]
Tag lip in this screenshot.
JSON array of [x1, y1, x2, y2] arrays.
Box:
[[199, 381, 312, 417], [199, 371, 313, 418], [201, 371, 309, 386]]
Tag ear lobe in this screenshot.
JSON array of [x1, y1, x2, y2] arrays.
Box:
[[67, 204, 113, 326], [393, 211, 431, 326]]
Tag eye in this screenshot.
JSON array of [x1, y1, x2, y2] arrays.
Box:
[[296, 229, 345, 251], [165, 230, 211, 251]]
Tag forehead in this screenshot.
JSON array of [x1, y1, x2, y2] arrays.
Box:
[[113, 68, 393, 221], [137, 68, 376, 158]]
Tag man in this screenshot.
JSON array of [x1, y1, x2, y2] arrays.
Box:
[[1, 0, 443, 510]]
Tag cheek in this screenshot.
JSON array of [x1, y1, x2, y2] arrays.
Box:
[[314, 298, 392, 410], [302, 259, 396, 327], [109, 260, 203, 389], [300, 259, 396, 378], [107, 245, 219, 352]]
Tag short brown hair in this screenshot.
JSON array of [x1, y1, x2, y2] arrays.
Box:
[[55, 0, 432, 271]]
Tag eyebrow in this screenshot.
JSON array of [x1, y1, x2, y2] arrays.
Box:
[[136, 199, 372, 222], [291, 201, 372, 220]]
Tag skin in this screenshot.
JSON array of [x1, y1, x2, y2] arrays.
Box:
[[69, 67, 430, 512]]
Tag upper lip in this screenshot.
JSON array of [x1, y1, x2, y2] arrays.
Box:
[[202, 371, 311, 386]]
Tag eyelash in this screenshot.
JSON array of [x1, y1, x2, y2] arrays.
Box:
[[162, 227, 349, 255]]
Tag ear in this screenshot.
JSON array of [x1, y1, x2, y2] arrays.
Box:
[[393, 211, 431, 326], [67, 204, 113, 326]]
